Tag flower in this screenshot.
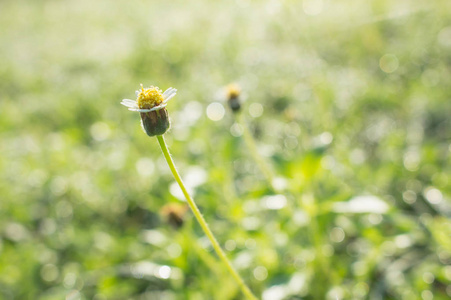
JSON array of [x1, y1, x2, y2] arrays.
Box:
[[121, 84, 177, 136], [225, 83, 241, 112], [121, 84, 177, 112], [160, 203, 189, 229]]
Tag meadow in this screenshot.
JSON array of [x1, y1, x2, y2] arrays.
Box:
[[0, 0, 450, 299]]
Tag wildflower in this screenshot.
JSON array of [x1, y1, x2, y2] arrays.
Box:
[[120, 84, 257, 300], [225, 83, 241, 112], [160, 203, 188, 229], [121, 84, 177, 136]]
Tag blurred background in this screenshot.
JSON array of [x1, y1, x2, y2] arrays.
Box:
[[1, 0, 450, 299]]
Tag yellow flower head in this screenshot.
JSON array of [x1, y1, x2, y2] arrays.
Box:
[[226, 84, 241, 100], [121, 84, 177, 113], [137, 84, 165, 109]]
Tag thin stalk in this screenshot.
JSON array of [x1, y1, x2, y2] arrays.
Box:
[[156, 135, 258, 300], [237, 113, 277, 192]]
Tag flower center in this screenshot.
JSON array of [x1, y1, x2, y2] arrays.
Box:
[[136, 84, 164, 109], [226, 84, 241, 99]]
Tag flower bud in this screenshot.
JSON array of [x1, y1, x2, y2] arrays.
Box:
[[140, 107, 170, 137], [160, 203, 188, 229], [226, 84, 241, 113]]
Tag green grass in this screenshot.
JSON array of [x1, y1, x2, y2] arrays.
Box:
[[1, 0, 450, 299]]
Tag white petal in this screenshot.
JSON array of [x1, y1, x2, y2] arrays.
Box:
[[122, 99, 137, 104], [120, 100, 136, 104], [120, 100, 138, 108], [128, 104, 167, 113], [163, 87, 175, 97], [163, 93, 176, 104], [165, 90, 177, 99], [121, 103, 137, 107], [149, 104, 167, 111], [122, 103, 138, 108], [128, 108, 150, 112]]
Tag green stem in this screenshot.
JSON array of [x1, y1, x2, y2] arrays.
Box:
[[238, 113, 277, 192], [157, 135, 258, 300]]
